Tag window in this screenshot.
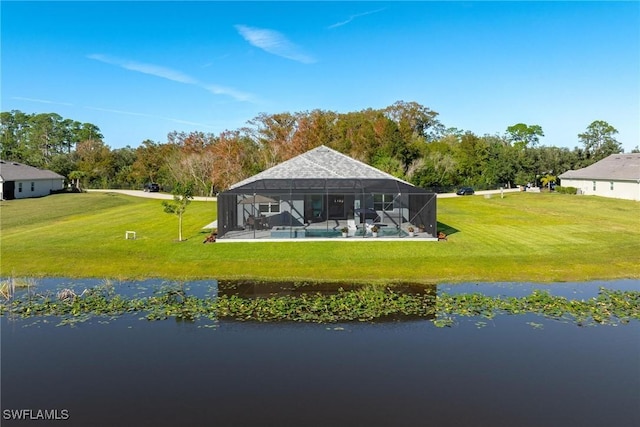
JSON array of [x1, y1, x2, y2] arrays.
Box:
[[18, 182, 22, 193], [610, 182, 614, 191], [592, 181, 596, 191], [373, 194, 395, 211], [31, 182, 35, 192], [259, 197, 280, 214]]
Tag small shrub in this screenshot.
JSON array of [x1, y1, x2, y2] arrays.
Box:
[[556, 186, 578, 194]]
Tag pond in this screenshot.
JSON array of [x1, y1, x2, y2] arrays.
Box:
[[1, 279, 639, 427]]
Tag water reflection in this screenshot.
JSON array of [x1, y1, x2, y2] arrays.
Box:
[[217, 280, 435, 298], [216, 280, 439, 322]]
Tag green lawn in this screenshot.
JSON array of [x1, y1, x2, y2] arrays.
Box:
[[1, 192, 639, 283]]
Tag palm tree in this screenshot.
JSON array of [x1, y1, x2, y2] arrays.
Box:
[[68, 170, 86, 191], [541, 174, 557, 191]]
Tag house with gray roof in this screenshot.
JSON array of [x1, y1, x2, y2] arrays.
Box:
[[558, 153, 640, 201], [216, 145, 437, 240], [0, 160, 65, 200]]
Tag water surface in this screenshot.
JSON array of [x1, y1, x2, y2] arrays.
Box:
[[1, 279, 638, 427]]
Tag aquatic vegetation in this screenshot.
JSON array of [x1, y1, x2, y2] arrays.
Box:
[[1, 282, 638, 327], [214, 286, 436, 322], [433, 289, 640, 327]]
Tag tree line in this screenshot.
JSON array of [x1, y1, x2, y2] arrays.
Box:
[[0, 102, 630, 196]]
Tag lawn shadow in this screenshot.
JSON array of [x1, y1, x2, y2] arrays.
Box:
[[437, 221, 459, 236]]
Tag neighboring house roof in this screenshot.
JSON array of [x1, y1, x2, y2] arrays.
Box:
[[559, 153, 640, 182], [230, 145, 412, 189], [0, 160, 65, 182]]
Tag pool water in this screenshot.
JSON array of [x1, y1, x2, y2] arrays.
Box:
[[305, 227, 408, 238]]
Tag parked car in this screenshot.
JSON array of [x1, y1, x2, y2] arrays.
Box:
[[456, 187, 475, 196], [144, 183, 160, 192]]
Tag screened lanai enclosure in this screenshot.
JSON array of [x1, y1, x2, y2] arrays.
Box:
[[217, 178, 436, 240], [216, 146, 437, 241]]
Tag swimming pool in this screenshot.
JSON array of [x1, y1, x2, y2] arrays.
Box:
[[305, 227, 408, 238]]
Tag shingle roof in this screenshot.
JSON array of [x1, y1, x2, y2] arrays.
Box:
[[558, 153, 640, 182], [230, 145, 413, 189], [0, 160, 65, 181]]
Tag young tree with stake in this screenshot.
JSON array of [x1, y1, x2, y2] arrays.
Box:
[[162, 182, 194, 242]]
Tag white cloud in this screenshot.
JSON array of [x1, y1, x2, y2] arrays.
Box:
[[87, 53, 197, 84], [83, 105, 154, 118], [328, 8, 386, 29], [122, 62, 198, 85], [235, 25, 316, 64], [87, 53, 254, 102], [83, 105, 216, 128], [12, 97, 73, 106], [203, 84, 254, 102]]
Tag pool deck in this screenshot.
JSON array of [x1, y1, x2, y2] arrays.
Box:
[[216, 224, 438, 242], [216, 235, 439, 243]]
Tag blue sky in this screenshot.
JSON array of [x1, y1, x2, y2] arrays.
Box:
[[2, 1, 639, 152]]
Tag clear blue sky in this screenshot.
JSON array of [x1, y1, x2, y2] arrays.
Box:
[[2, 1, 639, 152]]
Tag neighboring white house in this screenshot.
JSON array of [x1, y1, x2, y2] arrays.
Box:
[[558, 153, 640, 201], [0, 160, 65, 200]]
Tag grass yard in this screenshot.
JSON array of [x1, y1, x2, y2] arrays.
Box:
[[1, 191, 639, 283]]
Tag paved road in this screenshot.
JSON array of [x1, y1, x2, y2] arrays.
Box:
[[87, 189, 217, 202], [436, 188, 521, 198]]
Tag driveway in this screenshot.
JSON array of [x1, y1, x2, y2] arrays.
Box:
[[87, 189, 217, 202], [437, 188, 521, 198]]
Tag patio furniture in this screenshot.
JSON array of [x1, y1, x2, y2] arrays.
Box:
[[246, 215, 268, 230], [347, 219, 359, 237], [354, 208, 380, 223]]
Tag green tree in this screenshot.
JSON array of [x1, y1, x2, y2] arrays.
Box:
[[537, 146, 575, 176], [131, 140, 175, 187], [578, 120, 622, 161], [28, 113, 63, 162], [162, 182, 194, 242], [1, 110, 102, 167], [75, 123, 103, 144], [74, 139, 114, 188], [48, 153, 77, 179], [372, 155, 405, 178], [110, 146, 137, 188], [455, 132, 489, 187], [1, 110, 31, 160], [481, 135, 518, 188], [408, 136, 458, 190], [506, 123, 544, 150], [506, 123, 545, 186]]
